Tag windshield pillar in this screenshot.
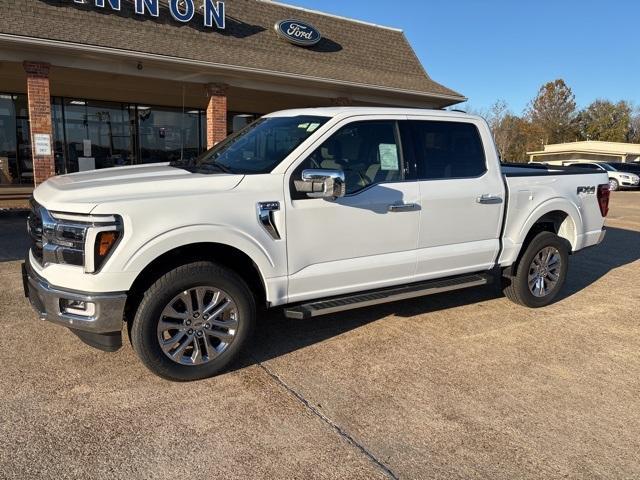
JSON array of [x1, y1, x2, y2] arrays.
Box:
[[205, 83, 228, 149]]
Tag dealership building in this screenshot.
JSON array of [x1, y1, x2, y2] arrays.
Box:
[[0, 0, 464, 197], [528, 141, 640, 165]]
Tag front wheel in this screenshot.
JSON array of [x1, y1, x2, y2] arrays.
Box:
[[130, 262, 255, 381], [609, 178, 619, 191], [502, 231, 569, 308]]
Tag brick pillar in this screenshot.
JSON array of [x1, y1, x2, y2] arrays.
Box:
[[24, 62, 55, 186], [205, 83, 228, 148]]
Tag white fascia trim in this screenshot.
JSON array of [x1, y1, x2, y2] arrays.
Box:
[[256, 0, 403, 32], [0, 33, 466, 103]]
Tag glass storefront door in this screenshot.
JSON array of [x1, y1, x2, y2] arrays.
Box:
[[0, 93, 33, 185]]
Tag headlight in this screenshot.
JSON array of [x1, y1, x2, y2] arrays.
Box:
[[621, 174, 630, 179], [41, 210, 122, 273]]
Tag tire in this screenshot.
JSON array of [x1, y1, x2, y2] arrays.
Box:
[[609, 178, 619, 191], [502, 231, 569, 308], [130, 261, 255, 381]]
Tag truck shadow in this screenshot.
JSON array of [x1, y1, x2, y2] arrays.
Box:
[[561, 226, 640, 298], [239, 226, 640, 369]]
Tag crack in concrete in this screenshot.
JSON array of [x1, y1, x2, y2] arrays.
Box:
[[255, 360, 399, 480]]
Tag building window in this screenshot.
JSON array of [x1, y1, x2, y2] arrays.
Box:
[[228, 112, 260, 135], [0, 93, 33, 186], [53, 98, 135, 174], [52, 98, 208, 174], [137, 105, 203, 164]]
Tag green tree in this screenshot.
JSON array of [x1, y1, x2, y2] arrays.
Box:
[[629, 107, 640, 143], [527, 79, 578, 145], [577, 100, 631, 142]]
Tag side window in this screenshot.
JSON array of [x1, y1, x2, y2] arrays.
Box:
[[293, 121, 403, 196], [410, 121, 487, 180]]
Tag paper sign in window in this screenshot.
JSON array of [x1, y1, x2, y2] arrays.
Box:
[[379, 144, 399, 171]]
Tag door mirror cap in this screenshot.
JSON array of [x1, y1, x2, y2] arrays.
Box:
[[295, 169, 346, 200]]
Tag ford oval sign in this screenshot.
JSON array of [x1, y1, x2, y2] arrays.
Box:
[[275, 19, 322, 47]]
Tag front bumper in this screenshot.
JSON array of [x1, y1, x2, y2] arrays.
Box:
[[620, 177, 640, 187], [23, 257, 127, 335]]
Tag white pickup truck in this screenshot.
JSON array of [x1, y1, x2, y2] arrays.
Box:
[[24, 108, 610, 381]]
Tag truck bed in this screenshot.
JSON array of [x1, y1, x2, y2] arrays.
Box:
[[501, 162, 603, 177], [498, 163, 609, 268]]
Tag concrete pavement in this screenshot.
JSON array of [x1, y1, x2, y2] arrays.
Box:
[[0, 193, 639, 479]]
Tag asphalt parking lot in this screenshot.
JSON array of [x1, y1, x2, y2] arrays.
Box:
[[0, 193, 639, 480]]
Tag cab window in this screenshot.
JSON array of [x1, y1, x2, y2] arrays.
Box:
[[293, 121, 404, 197], [407, 121, 487, 180]]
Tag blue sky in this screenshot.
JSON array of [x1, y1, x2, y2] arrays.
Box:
[[285, 0, 639, 114]]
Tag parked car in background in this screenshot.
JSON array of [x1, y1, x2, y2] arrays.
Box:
[[606, 162, 640, 176], [563, 162, 640, 191], [24, 108, 610, 381]]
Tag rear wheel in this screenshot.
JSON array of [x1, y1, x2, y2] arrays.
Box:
[[503, 231, 569, 308], [609, 178, 619, 191], [131, 262, 255, 381]]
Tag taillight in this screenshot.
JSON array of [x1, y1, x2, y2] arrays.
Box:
[[597, 184, 610, 217]]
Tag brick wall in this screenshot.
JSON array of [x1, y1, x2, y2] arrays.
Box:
[[23, 62, 55, 186], [205, 83, 228, 148]]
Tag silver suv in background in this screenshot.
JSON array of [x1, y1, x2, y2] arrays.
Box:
[[563, 162, 639, 191]]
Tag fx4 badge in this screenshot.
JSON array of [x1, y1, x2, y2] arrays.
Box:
[[577, 186, 596, 195]]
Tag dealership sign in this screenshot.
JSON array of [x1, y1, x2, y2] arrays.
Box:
[[73, 0, 226, 29], [274, 20, 321, 47]]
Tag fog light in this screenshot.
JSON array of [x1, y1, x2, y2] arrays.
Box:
[[61, 299, 96, 317]]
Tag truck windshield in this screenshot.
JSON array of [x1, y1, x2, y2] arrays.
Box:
[[170, 116, 329, 174]]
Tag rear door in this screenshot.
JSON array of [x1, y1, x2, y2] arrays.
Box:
[[402, 117, 505, 280]]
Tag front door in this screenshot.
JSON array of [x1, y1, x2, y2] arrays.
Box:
[[285, 118, 420, 303]]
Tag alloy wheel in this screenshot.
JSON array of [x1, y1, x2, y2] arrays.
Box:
[[527, 246, 562, 298], [157, 286, 239, 366]]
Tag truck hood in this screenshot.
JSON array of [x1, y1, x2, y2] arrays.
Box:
[[34, 163, 244, 213]]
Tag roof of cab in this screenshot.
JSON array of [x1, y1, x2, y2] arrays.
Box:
[[265, 107, 484, 121]]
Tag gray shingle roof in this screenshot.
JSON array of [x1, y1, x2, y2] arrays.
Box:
[[0, 0, 464, 102]]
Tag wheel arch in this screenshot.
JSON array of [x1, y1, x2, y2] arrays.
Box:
[[518, 200, 582, 251], [504, 201, 580, 275], [124, 242, 270, 327]]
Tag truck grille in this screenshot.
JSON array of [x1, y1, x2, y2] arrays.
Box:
[[27, 198, 44, 264]]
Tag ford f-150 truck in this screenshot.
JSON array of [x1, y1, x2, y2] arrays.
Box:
[[23, 108, 610, 381]]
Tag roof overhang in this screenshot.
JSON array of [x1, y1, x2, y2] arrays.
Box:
[[0, 33, 466, 108]]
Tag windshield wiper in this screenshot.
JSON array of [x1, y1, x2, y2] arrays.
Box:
[[170, 159, 235, 175], [169, 159, 194, 169]]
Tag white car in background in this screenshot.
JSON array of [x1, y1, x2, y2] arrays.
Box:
[[563, 162, 640, 191]]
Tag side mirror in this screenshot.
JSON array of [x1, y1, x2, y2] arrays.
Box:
[[295, 169, 346, 200]]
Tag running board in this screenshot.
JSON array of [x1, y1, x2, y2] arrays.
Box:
[[284, 273, 492, 320]]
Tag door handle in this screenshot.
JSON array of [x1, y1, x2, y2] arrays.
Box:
[[476, 194, 503, 205], [388, 203, 420, 213]]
